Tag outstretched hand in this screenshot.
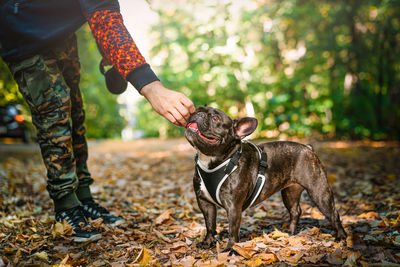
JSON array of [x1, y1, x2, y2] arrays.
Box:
[[141, 81, 195, 127]]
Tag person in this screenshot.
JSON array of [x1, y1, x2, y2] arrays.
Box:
[[0, 0, 195, 242]]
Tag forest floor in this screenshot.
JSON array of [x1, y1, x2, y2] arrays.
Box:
[[0, 138, 399, 266]]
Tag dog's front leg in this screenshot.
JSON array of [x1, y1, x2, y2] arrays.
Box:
[[225, 205, 242, 251], [197, 196, 217, 249]]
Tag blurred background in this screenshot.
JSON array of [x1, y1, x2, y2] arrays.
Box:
[[1, 0, 399, 142]]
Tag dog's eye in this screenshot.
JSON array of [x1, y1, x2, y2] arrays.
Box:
[[212, 115, 220, 123]]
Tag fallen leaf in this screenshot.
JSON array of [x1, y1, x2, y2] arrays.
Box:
[[53, 221, 74, 237], [286, 251, 304, 264], [169, 241, 188, 253], [258, 253, 277, 264], [89, 217, 103, 228], [253, 211, 267, 218], [184, 221, 205, 238], [303, 253, 325, 264], [171, 255, 196, 267], [343, 252, 360, 267], [134, 246, 154, 266], [53, 254, 72, 267], [327, 248, 343, 265], [288, 236, 308, 246], [154, 209, 175, 225], [328, 173, 337, 183], [358, 211, 380, 220], [232, 241, 257, 258], [310, 207, 325, 219], [270, 228, 289, 239], [34, 251, 48, 261], [243, 258, 263, 266]]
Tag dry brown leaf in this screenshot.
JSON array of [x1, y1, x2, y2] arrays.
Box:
[[52, 221, 74, 238], [358, 211, 380, 220], [303, 253, 325, 264], [169, 241, 188, 253], [34, 251, 49, 261], [15, 234, 29, 242], [217, 251, 230, 263], [258, 253, 277, 264], [154, 209, 175, 225], [153, 229, 172, 243], [328, 173, 337, 183], [327, 247, 343, 265], [310, 207, 325, 219], [171, 255, 196, 267], [89, 217, 103, 228], [52, 254, 72, 267], [286, 251, 304, 264], [275, 248, 294, 262], [288, 236, 308, 246], [63, 220, 74, 236], [343, 252, 360, 267], [53, 222, 64, 237], [184, 221, 205, 238], [243, 258, 263, 266], [133, 246, 155, 266], [232, 241, 257, 258], [270, 228, 289, 240]]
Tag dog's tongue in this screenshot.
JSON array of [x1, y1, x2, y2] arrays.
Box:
[[186, 122, 198, 130]]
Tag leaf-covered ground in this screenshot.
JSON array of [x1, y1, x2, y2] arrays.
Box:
[[0, 139, 399, 266]]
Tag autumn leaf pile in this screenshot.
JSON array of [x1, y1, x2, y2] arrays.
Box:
[[0, 139, 399, 266]]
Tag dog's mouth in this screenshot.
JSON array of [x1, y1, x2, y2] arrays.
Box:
[[186, 122, 219, 144]]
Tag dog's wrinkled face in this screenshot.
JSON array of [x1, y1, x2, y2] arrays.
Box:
[[185, 106, 258, 156]]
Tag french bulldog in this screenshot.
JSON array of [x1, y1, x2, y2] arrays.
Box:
[[185, 106, 346, 250]]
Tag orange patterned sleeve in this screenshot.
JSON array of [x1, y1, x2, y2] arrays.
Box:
[[86, 10, 159, 91]]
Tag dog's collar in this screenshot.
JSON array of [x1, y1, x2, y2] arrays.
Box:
[[195, 141, 267, 210]]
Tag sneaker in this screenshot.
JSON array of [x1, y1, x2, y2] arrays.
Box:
[[55, 206, 102, 242], [81, 200, 125, 227]]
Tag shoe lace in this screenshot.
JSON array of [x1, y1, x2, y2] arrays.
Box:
[[62, 206, 88, 229], [84, 201, 109, 216]]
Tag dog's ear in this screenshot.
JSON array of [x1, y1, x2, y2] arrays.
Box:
[[233, 117, 258, 139]]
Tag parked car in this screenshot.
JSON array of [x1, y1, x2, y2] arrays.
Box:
[[0, 105, 34, 143]]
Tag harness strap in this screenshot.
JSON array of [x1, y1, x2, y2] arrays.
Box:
[[242, 141, 268, 210], [224, 145, 242, 174]]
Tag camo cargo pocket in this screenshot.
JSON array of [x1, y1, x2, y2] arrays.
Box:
[[12, 55, 69, 122]]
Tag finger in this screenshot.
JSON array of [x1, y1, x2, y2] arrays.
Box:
[[168, 108, 186, 127], [180, 96, 196, 114], [175, 102, 190, 121], [163, 112, 179, 126]]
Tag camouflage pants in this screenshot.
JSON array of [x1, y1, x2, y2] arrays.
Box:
[[8, 34, 93, 203]]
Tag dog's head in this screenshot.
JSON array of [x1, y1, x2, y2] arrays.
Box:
[[185, 106, 257, 156]]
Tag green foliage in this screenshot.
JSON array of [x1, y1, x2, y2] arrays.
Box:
[[76, 25, 124, 139], [0, 58, 23, 106], [142, 0, 400, 140]]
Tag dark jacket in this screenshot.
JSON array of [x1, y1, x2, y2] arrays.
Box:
[[0, 0, 119, 62]]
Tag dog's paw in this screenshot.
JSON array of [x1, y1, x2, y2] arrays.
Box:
[[197, 239, 216, 249]]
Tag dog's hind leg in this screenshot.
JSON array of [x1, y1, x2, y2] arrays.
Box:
[[301, 169, 347, 240], [281, 184, 304, 235]]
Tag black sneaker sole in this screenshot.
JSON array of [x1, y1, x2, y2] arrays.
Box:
[[71, 233, 102, 243]]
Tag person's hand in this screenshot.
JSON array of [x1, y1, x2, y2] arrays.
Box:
[[141, 81, 195, 127]]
